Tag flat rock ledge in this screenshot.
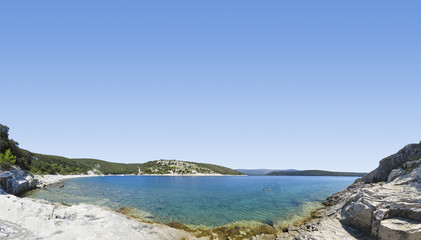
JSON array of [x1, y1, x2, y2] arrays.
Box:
[[0, 194, 199, 240]]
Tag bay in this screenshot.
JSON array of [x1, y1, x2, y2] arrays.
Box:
[[25, 176, 357, 227]]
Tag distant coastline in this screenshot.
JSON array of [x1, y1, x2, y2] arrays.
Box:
[[139, 173, 246, 176], [266, 170, 366, 177], [236, 169, 366, 177]]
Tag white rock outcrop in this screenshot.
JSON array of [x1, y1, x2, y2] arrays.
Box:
[[0, 167, 37, 195], [0, 168, 200, 240], [279, 142, 421, 240], [0, 194, 198, 240], [339, 150, 421, 239], [378, 218, 421, 240]]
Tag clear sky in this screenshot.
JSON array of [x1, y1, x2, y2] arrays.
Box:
[[1, 1, 420, 172]]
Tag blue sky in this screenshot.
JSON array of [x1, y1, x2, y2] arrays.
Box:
[[1, 1, 420, 172]]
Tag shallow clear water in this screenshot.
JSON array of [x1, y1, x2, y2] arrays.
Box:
[[25, 176, 356, 227]]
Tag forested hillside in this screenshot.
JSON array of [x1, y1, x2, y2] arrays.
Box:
[[0, 124, 243, 175]]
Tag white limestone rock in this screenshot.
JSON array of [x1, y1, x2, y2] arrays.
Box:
[[0, 194, 200, 240], [0, 167, 37, 195], [378, 218, 421, 240], [283, 142, 421, 240], [387, 168, 405, 182], [341, 201, 374, 232]]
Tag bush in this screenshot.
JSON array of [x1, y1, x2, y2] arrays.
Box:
[[0, 149, 17, 168]]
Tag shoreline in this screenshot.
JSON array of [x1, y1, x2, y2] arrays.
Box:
[[0, 193, 199, 239], [139, 173, 246, 176], [31, 173, 246, 189], [1, 171, 203, 239], [3, 172, 343, 240], [22, 173, 328, 238], [33, 174, 97, 187], [23, 174, 330, 239], [4, 139, 420, 240]]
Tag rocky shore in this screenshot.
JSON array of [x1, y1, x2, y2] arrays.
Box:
[[0, 169, 202, 239], [0, 194, 202, 240], [279, 142, 421, 240], [0, 167, 37, 195], [1, 142, 420, 239], [0, 167, 94, 195], [33, 174, 95, 188]]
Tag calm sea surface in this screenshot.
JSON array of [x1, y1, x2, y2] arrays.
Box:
[[25, 176, 356, 227]]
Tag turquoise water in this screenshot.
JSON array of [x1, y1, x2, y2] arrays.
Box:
[[25, 176, 356, 227]]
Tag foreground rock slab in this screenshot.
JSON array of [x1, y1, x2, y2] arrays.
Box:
[[378, 218, 421, 240], [0, 194, 199, 240]]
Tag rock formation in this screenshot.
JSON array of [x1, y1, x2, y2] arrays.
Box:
[[340, 143, 421, 239], [280, 142, 421, 240], [0, 166, 37, 195], [0, 168, 202, 239], [359, 143, 421, 184], [0, 194, 200, 240]]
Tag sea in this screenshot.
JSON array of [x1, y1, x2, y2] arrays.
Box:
[[24, 175, 357, 227]]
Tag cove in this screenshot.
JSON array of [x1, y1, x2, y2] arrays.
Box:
[[24, 175, 357, 227]]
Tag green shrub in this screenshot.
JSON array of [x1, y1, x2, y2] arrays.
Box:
[[0, 149, 17, 168]]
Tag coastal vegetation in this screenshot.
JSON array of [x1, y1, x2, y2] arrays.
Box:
[[2, 124, 362, 176], [29, 154, 140, 175], [29, 156, 244, 175], [0, 149, 16, 168], [0, 124, 243, 175], [186, 161, 244, 175], [142, 160, 218, 174], [0, 124, 32, 170]]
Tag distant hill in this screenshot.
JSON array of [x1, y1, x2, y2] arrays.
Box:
[[190, 162, 245, 175], [31, 153, 144, 175], [2, 123, 242, 176], [236, 169, 297, 175], [30, 154, 244, 175], [141, 160, 243, 175], [266, 170, 366, 177]]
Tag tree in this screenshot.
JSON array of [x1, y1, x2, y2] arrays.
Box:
[[0, 149, 17, 168], [0, 123, 32, 169], [0, 124, 11, 153]]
